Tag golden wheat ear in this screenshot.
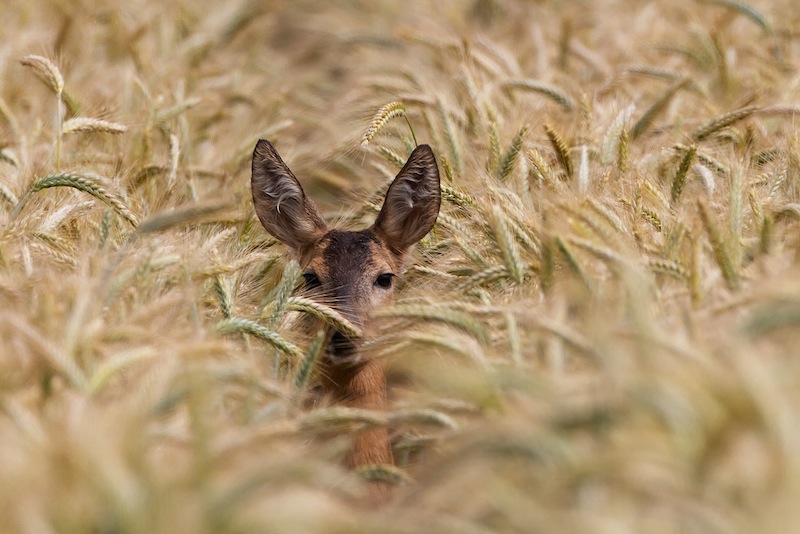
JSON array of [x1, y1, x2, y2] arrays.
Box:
[[373, 144, 441, 254], [251, 139, 329, 254]]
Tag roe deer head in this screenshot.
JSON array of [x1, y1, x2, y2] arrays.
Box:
[[251, 139, 440, 501]]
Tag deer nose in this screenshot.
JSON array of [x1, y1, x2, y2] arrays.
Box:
[[329, 330, 358, 359]]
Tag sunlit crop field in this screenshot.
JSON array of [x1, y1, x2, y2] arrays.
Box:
[[1, 0, 799, 532]]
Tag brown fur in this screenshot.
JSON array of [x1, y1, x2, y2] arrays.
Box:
[[319, 358, 393, 502], [251, 139, 440, 503]]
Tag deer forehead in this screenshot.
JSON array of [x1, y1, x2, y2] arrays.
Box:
[[306, 229, 398, 284]]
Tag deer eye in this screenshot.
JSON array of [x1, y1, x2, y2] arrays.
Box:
[[375, 273, 394, 289], [303, 272, 321, 290]]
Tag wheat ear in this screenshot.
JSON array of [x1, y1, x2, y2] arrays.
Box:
[[361, 102, 406, 146], [503, 79, 574, 111], [62, 117, 128, 135], [632, 80, 687, 139], [286, 296, 363, 338], [497, 126, 527, 181], [544, 123, 573, 179], [698, 201, 740, 291], [16, 172, 139, 226], [691, 106, 760, 142], [21, 55, 65, 168], [670, 145, 697, 206], [216, 317, 302, 358]]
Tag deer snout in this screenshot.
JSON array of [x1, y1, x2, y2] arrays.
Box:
[[328, 329, 359, 360]]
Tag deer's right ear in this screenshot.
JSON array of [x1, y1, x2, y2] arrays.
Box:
[[251, 139, 328, 254], [373, 144, 441, 255]]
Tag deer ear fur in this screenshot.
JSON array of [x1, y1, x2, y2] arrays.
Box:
[[251, 139, 328, 253], [372, 145, 440, 254]]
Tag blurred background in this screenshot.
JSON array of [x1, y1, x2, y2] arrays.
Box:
[[1, 0, 799, 532]]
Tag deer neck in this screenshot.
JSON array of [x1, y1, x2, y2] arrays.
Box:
[[319, 357, 394, 502], [320, 358, 393, 462]]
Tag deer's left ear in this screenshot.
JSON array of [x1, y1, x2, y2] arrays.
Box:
[[251, 139, 329, 255], [372, 145, 440, 254]]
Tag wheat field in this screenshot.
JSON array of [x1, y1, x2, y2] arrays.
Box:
[[1, 0, 799, 532]]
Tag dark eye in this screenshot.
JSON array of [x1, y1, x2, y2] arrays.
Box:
[[303, 272, 321, 290], [375, 273, 394, 289]]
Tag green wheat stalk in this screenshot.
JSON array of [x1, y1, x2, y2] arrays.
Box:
[[214, 275, 234, 319], [497, 126, 527, 180], [217, 317, 302, 359], [671, 145, 697, 206], [286, 296, 363, 338], [544, 123, 573, 179], [261, 261, 301, 325], [294, 330, 325, 392], [15, 171, 139, 226], [703, 0, 770, 31]]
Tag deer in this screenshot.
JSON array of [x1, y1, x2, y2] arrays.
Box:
[[250, 139, 440, 502]]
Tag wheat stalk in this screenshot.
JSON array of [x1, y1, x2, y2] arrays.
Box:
[[640, 179, 670, 210], [554, 237, 591, 289], [456, 264, 509, 291], [375, 304, 488, 343], [438, 98, 463, 174], [20, 55, 63, 95], [641, 207, 663, 232], [21, 55, 66, 168], [62, 117, 128, 135], [698, 201, 740, 291], [167, 133, 180, 187], [729, 166, 744, 267], [691, 105, 760, 142], [88, 347, 158, 395], [286, 296, 363, 338], [0, 147, 19, 168], [648, 258, 689, 279], [441, 186, 478, 207], [503, 79, 574, 111], [526, 146, 554, 184], [377, 145, 406, 168], [214, 275, 234, 319], [544, 123, 573, 179], [632, 80, 688, 139], [361, 102, 406, 146], [487, 120, 501, 172], [587, 198, 628, 235], [16, 172, 139, 226], [439, 153, 455, 182], [703, 0, 770, 31], [671, 145, 697, 206], [0, 181, 18, 206], [261, 261, 301, 324], [577, 145, 590, 194], [137, 202, 232, 234], [356, 464, 411, 485], [487, 205, 524, 284], [216, 317, 302, 358], [497, 126, 527, 180], [601, 104, 635, 164], [294, 330, 325, 392], [617, 127, 629, 174]]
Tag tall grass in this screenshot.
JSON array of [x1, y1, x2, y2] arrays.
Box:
[[1, 0, 799, 532]]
